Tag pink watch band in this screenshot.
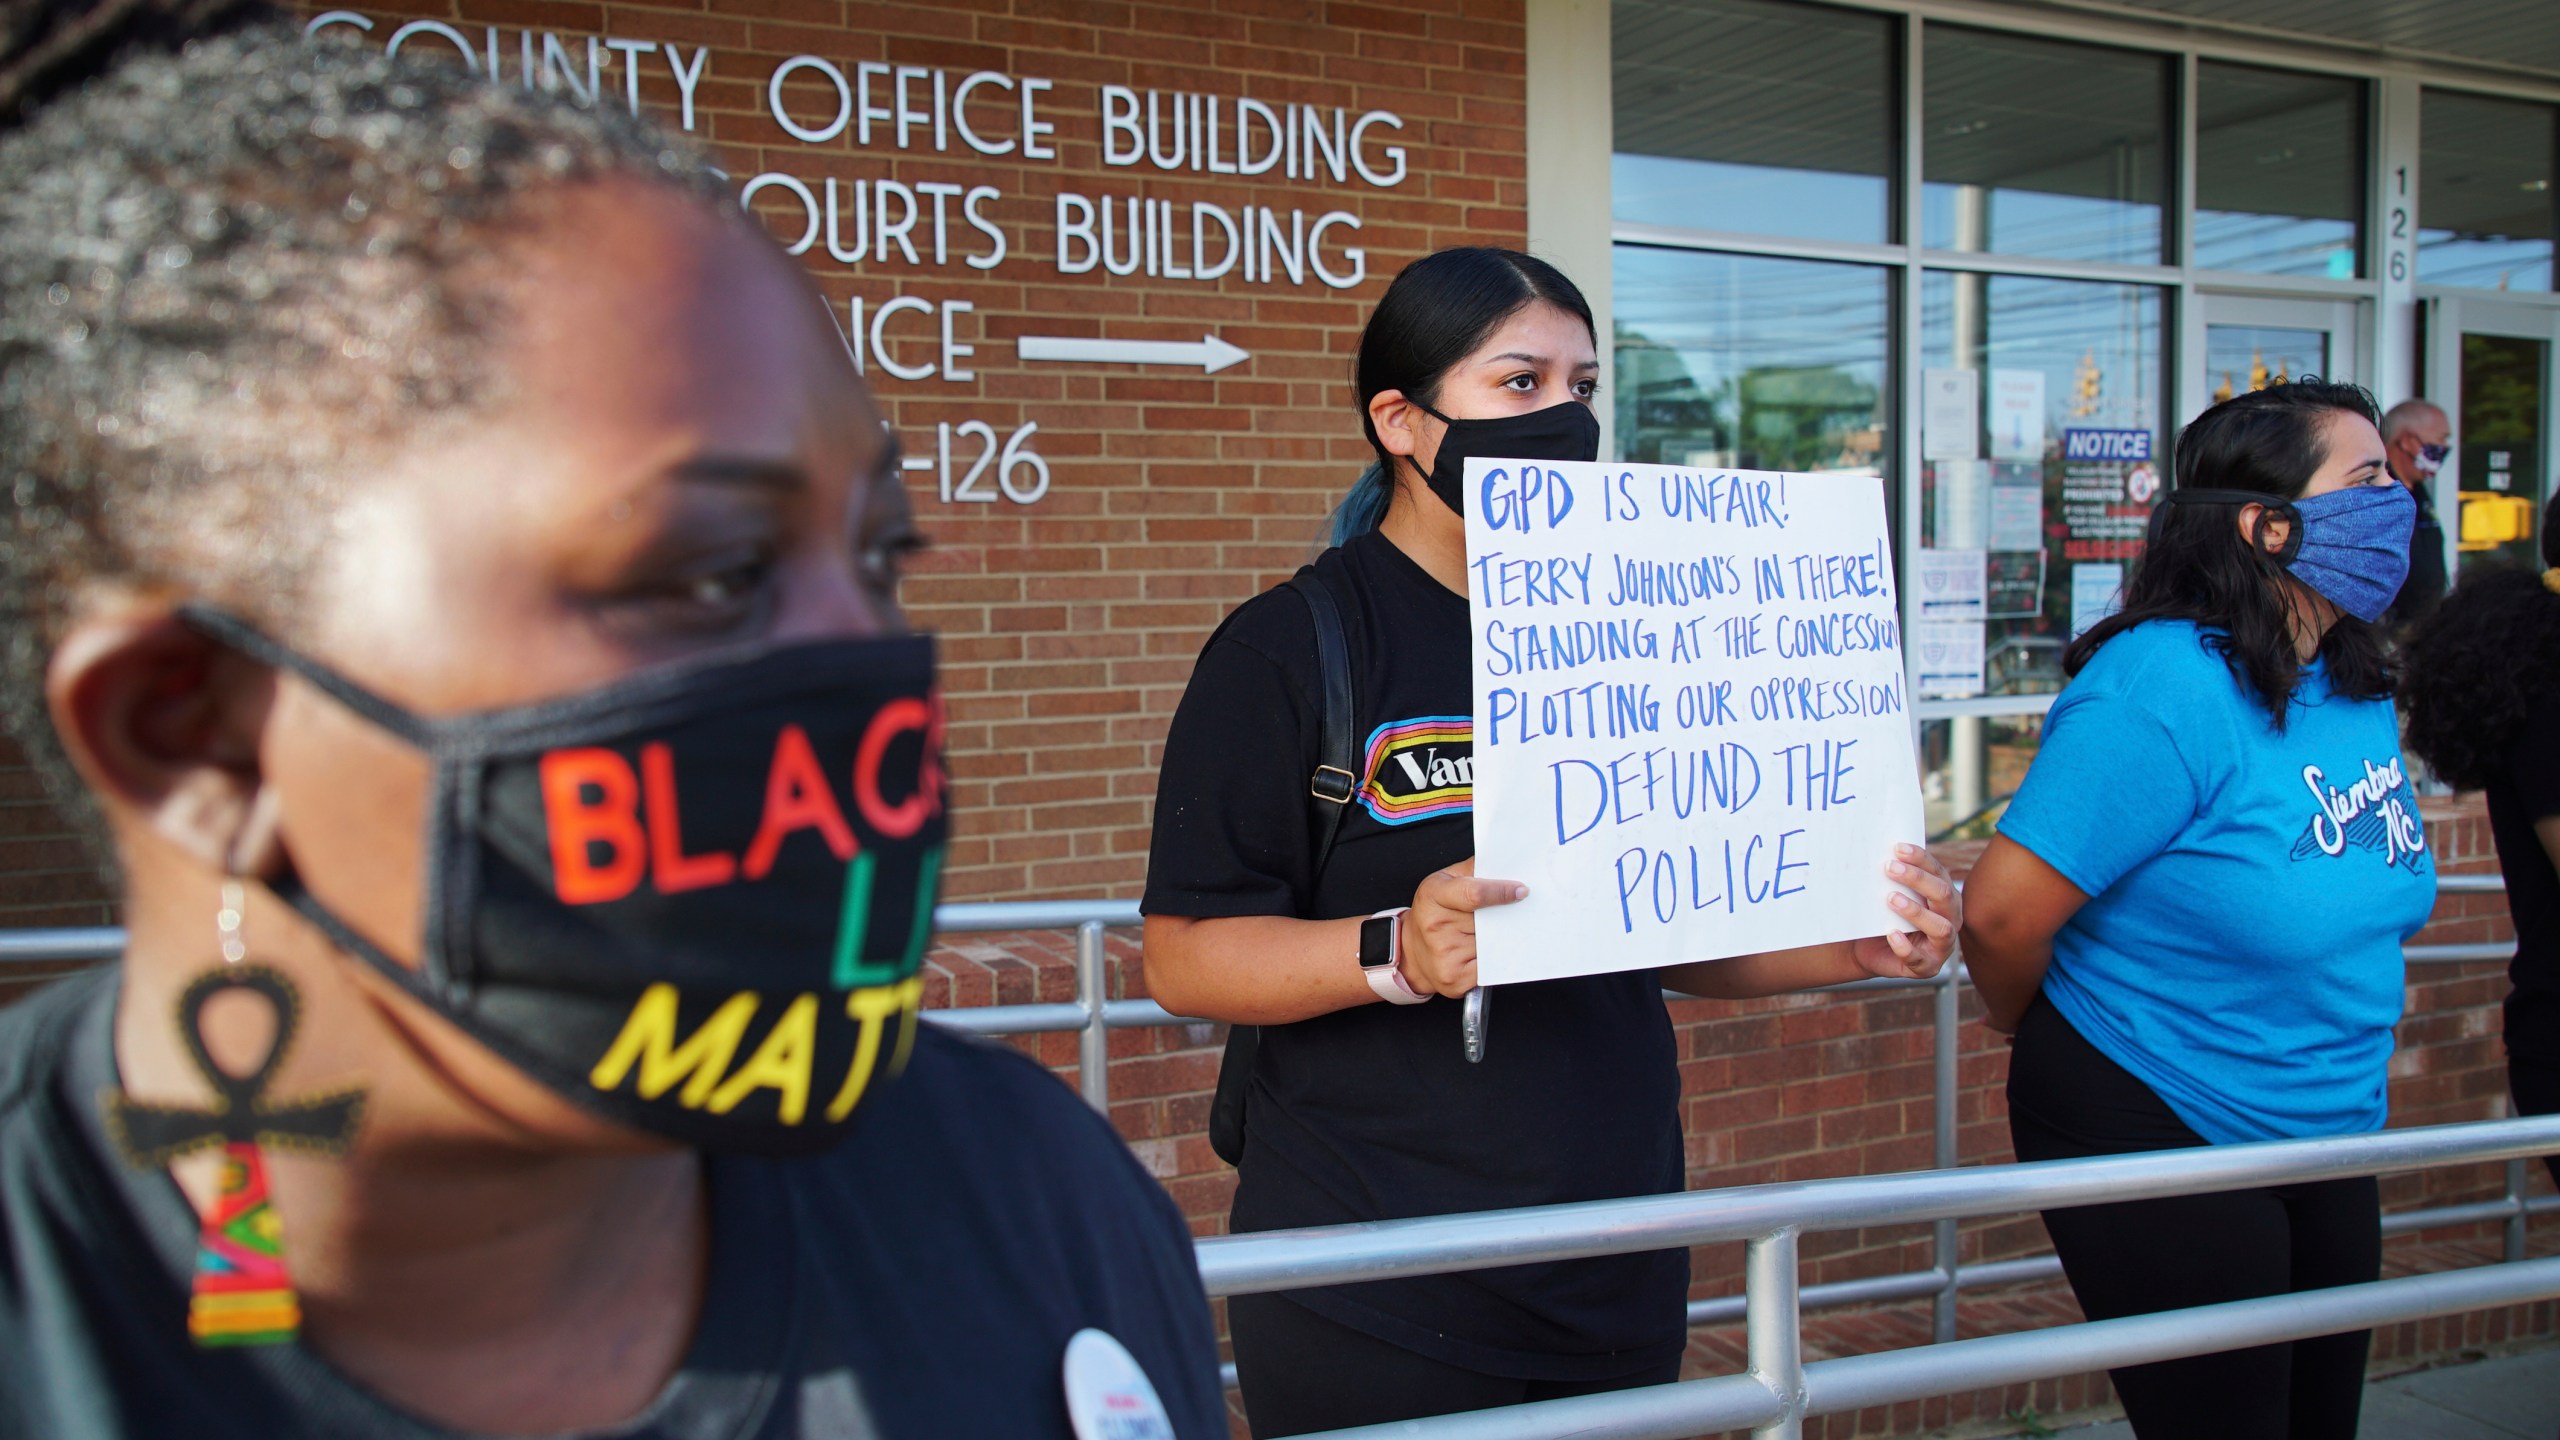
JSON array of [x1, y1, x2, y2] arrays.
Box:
[[1362, 907, 1428, 1005]]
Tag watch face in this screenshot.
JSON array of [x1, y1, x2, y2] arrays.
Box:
[[1359, 913, 1394, 968]]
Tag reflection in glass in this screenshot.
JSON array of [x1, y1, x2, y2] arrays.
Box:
[[2420, 90, 2558, 291], [1919, 273, 2164, 828], [1921, 713, 2044, 841], [1613, 246, 1891, 480], [1612, 0, 1895, 245], [2195, 64, 2364, 277], [2455, 333, 2549, 578], [1922, 27, 2168, 265], [2204, 325, 2329, 403]]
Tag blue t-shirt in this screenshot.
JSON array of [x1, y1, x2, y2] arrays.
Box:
[[1998, 620, 2436, 1144]]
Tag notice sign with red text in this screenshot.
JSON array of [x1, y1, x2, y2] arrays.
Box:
[[1464, 461, 1924, 985]]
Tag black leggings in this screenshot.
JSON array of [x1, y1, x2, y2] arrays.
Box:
[[2007, 997, 2380, 1440], [2512, 1054, 2560, 1189], [1228, 1293, 1680, 1438]]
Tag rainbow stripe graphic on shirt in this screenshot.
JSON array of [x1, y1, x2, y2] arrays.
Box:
[[1358, 716, 1474, 825]]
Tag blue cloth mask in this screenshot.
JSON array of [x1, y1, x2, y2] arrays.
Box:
[[2165, 483, 2416, 623]]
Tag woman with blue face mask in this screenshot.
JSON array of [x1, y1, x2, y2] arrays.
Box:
[[1959, 382, 2433, 1440]]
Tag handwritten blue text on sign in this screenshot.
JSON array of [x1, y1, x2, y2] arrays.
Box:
[[1467, 461, 1925, 985]]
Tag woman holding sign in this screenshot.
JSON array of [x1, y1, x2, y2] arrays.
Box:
[[1962, 382, 2432, 1439], [1143, 247, 1962, 1436]]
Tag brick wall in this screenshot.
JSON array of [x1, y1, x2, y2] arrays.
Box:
[[0, 736, 115, 1008]]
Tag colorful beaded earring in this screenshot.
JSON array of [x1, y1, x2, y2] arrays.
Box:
[[103, 882, 366, 1346]]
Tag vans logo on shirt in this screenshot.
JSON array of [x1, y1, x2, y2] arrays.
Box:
[[2290, 756, 2428, 872], [1359, 716, 1473, 825]]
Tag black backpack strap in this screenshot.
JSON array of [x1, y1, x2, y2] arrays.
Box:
[[1209, 567, 1362, 1169], [1287, 570, 1361, 877]]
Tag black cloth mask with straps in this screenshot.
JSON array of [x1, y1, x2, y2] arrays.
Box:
[[180, 606, 950, 1157], [1407, 398, 1601, 518]]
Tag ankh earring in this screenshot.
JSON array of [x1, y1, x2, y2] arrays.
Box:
[[102, 882, 367, 1347]]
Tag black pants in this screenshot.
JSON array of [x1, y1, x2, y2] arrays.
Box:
[[2007, 997, 2380, 1440], [1228, 1293, 1680, 1438], [2512, 1054, 2560, 1189]]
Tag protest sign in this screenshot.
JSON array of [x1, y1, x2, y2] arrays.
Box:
[[1464, 459, 1925, 986]]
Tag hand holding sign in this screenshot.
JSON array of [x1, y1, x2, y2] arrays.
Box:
[[1397, 859, 1531, 999], [1464, 460, 1928, 985]]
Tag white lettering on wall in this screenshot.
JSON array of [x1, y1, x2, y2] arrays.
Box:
[[304, 13, 1414, 503]]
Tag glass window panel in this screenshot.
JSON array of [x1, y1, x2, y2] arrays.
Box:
[[2420, 90, 2558, 291], [1612, 0, 1894, 246], [2195, 63, 2364, 277], [2204, 325, 2330, 403], [1921, 713, 2045, 840], [1612, 247, 1891, 483], [1915, 272, 2165, 834], [2454, 332, 2549, 579], [1922, 28, 2168, 266]]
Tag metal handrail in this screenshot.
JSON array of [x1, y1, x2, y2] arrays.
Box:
[[1194, 1115, 2560, 1296], [3, 869, 2540, 1357], [1213, 1116, 2560, 1439]]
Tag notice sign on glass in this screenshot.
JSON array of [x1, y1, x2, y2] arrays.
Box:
[[1464, 460, 1924, 985]]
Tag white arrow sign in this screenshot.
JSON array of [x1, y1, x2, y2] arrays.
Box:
[[1017, 333, 1249, 374]]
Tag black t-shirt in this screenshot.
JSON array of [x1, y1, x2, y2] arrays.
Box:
[[2388, 488, 2449, 630], [2493, 687, 2560, 1069], [1143, 529, 1686, 1382], [0, 967, 1226, 1440]]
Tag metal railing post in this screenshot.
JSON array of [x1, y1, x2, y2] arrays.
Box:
[[1076, 920, 1110, 1114], [1932, 962, 1961, 1344], [2506, 1157, 2529, 1265], [1747, 1226, 1805, 1440]]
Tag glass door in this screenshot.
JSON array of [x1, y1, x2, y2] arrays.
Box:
[[2423, 297, 2559, 581], [2196, 294, 2362, 408]]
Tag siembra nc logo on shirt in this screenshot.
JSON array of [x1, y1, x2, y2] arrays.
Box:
[[1358, 716, 1473, 825], [2291, 755, 2429, 872]]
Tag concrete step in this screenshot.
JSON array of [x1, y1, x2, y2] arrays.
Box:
[[2056, 1346, 2558, 1438]]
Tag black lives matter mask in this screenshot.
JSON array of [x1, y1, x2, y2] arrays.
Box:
[[1409, 398, 1602, 518], [182, 607, 948, 1157]]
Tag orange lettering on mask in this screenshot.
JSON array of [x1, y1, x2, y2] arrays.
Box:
[[642, 742, 737, 894], [854, 695, 944, 840], [741, 724, 858, 880], [541, 748, 646, 905]]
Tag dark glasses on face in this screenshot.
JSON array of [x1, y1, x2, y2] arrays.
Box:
[[2420, 443, 2450, 465]]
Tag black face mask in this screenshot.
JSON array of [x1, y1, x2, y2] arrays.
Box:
[[1407, 398, 1601, 518], [181, 607, 949, 1157]]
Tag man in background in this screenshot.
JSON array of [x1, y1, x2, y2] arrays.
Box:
[[2381, 398, 2451, 629]]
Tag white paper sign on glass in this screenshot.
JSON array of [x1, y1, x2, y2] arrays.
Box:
[[2070, 561, 2126, 636], [1464, 459, 1924, 986], [1922, 369, 1980, 461], [1988, 369, 2046, 461], [1914, 548, 1987, 620], [1912, 619, 1987, 699]]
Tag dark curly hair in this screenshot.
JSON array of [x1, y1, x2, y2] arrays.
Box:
[[0, 1, 729, 850], [2399, 504, 2560, 791], [2067, 380, 2393, 729]]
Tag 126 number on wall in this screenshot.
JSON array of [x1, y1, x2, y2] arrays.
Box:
[[924, 420, 1050, 505]]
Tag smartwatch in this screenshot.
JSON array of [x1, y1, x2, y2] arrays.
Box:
[[1360, 907, 1428, 1005]]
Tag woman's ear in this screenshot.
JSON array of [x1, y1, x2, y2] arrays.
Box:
[[47, 608, 282, 876], [2235, 502, 2292, 557], [1369, 388, 1421, 461]]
